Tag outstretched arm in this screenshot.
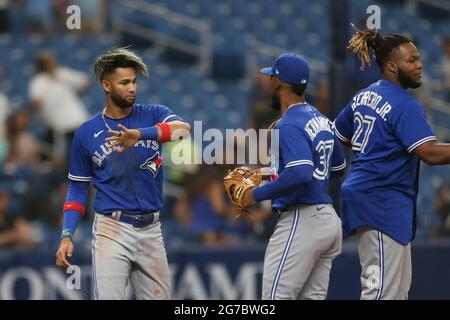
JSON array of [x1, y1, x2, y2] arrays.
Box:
[[414, 141, 450, 165], [105, 121, 191, 153], [243, 164, 314, 206]]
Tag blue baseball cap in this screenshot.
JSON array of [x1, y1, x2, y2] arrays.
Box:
[[260, 53, 309, 85]]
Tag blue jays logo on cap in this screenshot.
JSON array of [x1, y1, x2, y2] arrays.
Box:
[[260, 53, 309, 85], [140, 152, 162, 177]]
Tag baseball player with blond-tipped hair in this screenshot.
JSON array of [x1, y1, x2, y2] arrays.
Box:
[[55, 47, 191, 300], [335, 29, 450, 299]]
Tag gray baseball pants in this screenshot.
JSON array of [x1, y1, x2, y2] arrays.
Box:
[[262, 203, 342, 300], [356, 228, 411, 300], [91, 213, 171, 300]]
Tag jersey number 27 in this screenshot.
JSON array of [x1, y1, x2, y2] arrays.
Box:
[[352, 112, 376, 153]]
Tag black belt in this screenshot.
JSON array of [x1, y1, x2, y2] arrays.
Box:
[[101, 211, 160, 228], [274, 204, 331, 214], [273, 205, 305, 214], [273, 207, 295, 214]]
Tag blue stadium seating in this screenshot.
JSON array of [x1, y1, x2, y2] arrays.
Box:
[[1, 0, 449, 237]]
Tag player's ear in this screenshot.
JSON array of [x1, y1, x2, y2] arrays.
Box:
[[271, 77, 281, 90], [101, 79, 111, 94], [385, 61, 397, 75]]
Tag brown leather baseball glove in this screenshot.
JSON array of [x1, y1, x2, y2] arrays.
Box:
[[223, 166, 262, 211]]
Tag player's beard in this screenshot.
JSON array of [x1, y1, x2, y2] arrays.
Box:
[[397, 67, 421, 89], [270, 93, 281, 110], [111, 90, 135, 109]]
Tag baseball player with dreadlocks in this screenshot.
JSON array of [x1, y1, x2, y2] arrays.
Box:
[[334, 27, 450, 299], [55, 47, 191, 300]]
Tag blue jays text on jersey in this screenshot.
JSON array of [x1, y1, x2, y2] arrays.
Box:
[[334, 79, 436, 244], [92, 139, 160, 168], [68, 104, 184, 215], [269, 102, 346, 210]]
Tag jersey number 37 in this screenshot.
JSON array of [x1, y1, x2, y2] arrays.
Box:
[[313, 139, 334, 180]]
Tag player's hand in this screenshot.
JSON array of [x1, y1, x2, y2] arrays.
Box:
[[232, 188, 257, 220], [56, 238, 74, 269], [105, 124, 141, 153], [224, 167, 261, 220], [242, 188, 256, 207]]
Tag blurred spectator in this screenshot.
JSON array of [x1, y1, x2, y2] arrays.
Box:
[[51, 180, 69, 228], [225, 202, 273, 242], [245, 73, 280, 131], [70, 0, 108, 34], [54, 0, 108, 33], [0, 106, 67, 230], [28, 50, 90, 164], [242, 73, 278, 169], [174, 166, 228, 245], [313, 79, 331, 116], [0, 186, 35, 248], [432, 183, 450, 238], [24, 0, 56, 35], [174, 165, 255, 245], [20, 167, 66, 228], [441, 37, 450, 99], [0, 0, 10, 33], [4, 110, 40, 167]]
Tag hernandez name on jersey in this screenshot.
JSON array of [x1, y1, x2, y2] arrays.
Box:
[[269, 103, 345, 210]]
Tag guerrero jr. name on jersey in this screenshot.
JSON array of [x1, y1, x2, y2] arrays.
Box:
[[351, 91, 392, 121]]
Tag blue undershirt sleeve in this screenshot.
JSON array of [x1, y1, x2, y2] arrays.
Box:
[[61, 181, 89, 239], [253, 164, 313, 202]]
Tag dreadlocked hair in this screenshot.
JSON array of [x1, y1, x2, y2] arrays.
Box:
[[347, 29, 411, 71]]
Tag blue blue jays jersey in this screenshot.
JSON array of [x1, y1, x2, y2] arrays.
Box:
[[270, 103, 346, 209], [68, 103, 184, 214], [334, 80, 436, 244]]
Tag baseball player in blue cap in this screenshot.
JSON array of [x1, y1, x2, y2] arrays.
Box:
[[335, 29, 450, 299], [241, 53, 346, 299], [55, 47, 191, 300]]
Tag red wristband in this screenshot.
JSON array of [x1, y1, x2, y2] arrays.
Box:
[[63, 201, 85, 216], [156, 122, 171, 143]]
